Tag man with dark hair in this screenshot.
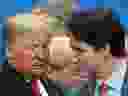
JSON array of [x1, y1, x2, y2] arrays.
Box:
[[31, 9, 128, 96], [67, 9, 124, 55], [66, 9, 128, 96]]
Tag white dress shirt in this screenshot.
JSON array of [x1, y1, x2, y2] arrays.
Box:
[[111, 58, 127, 96], [37, 80, 48, 96]]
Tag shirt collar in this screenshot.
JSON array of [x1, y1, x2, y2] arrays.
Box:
[[96, 58, 128, 90], [37, 80, 48, 96]]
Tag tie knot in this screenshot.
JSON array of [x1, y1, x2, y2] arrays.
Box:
[[99, 81, 114, 90], [100, 81, 108, 90]]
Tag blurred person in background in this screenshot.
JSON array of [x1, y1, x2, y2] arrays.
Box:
[[0, 14, 32, 96], [7, 7, 49, 80]]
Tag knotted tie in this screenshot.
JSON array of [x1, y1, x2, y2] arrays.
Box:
[[100, 80, 113, 96], [95, 80, 113, 96], [100, 81, 108, 96]]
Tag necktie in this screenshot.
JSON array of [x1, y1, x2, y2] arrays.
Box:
[[100, 81, 113, 96], [32, 80, 40, 96], [100, 81, 108, 96]]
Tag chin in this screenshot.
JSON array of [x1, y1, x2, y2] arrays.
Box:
[[96, 72, 111, 79]]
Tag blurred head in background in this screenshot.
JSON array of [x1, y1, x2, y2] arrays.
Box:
[[7, 8, 48, 73]]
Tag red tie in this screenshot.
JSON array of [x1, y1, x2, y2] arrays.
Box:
[[32, 80, 40, 96], [100, 81, 108, 96]]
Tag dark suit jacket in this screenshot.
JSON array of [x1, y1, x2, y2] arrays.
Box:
[[1, 61, 32, 96], [0, 73, 32, 96]]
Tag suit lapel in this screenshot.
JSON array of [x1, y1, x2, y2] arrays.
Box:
[[121, 64, 128, 96], [42, 80, 64, 96]]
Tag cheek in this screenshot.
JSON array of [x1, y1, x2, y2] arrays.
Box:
[[16, 48, 32, 72]]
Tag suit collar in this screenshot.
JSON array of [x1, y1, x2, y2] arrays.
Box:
[[112, 57, 128, 91], [37, 80, 48, 96]]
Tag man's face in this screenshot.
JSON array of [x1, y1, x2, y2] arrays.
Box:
[[46, 32, 112, 80], [8, 9, 48, 73], [46, 31, 112, 87]]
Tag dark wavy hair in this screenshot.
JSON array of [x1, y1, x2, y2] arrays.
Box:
[[67, 9, 125, 57]]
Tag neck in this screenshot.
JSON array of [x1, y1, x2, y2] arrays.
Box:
[[96, 55, 112, 80]]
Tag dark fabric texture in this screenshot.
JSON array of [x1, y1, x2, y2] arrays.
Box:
[[0, 73, 32, 96], [2, 61, 16, 72]]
